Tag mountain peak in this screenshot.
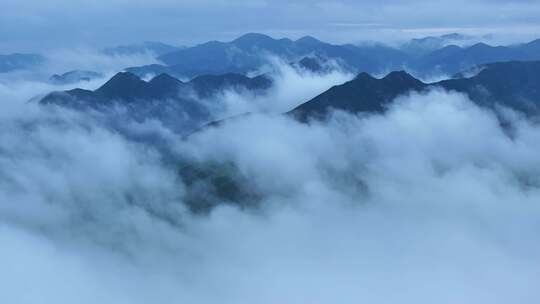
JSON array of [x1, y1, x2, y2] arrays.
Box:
[[95, 72, 147, 97], [296, 36, 322, 45], [149, 73, 183, 85], [98, 72, 142, 88], [290, 69, 426, 121], [354, 72, 376, 81], [233, 33, 275, 44], [383, 70, 413, 79], [382, 71, 424, 85], [469, 42, 492, 50], [110, 71, 141, 81]]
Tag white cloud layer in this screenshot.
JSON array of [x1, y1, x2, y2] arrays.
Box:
[[0, 62, 539, 304]]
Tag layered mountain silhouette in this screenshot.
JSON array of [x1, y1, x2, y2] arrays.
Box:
[[409, 39, 540, 76], [290, 61, 540, 121], [124, 33, 540, 79], [38, 60, 540, 208], [181, 60, 540, 213], [41, 59, 540, 131], [290, 71, 425, 121], [40, 71, 272, 133], [128, 54, 341, 79], [42, 71, 271, 105], [400, 33, 474, 57], [126, 33, 407, 78]]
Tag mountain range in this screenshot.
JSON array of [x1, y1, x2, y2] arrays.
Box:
[[5, 33, 540, 81], [399, 33, 474, 57], [41, 71, 272, 133], [36, 55, 540, 212], [126, 33, 408, 78], [124, 33, 540, 79], [291, 61, 540, 121], [410, 39, 540, 76], [42, 71, 271, 104], [41, 59, 540, 136]]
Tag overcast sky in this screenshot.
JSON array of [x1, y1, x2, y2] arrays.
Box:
[[2, 0, 540, 52]]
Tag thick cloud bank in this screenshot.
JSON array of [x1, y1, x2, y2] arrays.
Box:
[[1, 70, 540, 303]]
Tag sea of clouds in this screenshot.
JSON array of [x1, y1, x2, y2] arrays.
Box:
[[0, 53, 539, 303]]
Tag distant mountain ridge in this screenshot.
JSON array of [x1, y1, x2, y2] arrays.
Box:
[[290, 61, 540, 121], [400, 33, 474, 56], [290, 71, 425, 121], [37, 59, 540, 140], [409, 39, 540, 76], [124, 33, 540, 80], [126, 33, 408, 78], [42, 71, 271, 104]]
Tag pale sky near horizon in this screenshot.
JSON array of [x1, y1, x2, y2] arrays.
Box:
[[2, 0, 540, 52]]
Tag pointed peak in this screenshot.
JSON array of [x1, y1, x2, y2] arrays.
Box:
[[95, 72, 146, 94], [149, 73, 183, 85], [98, 72, 143, 87], [232, 33, 275, 44], [354, 72, 376, 81], [108, 72, 142, 83], [469, 42, 492, 50], [383, 70, 415, 80], [382, 71, 423, 85], [296, 36, 322, 45]]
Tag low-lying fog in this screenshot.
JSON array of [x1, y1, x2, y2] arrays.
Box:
[[0, 52, 539, 304]]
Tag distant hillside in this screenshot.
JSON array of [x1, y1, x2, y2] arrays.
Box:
[[40, 71, 272, 133], [40, 59, 540, 134], [409, 39, 540, 76], [126, 33, 408, 78], [291, 61, 540, 121], [125, 33, 540, 80], [400, 33, 474, 56]]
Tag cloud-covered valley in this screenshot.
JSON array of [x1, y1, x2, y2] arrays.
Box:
[[1, 57, 539, 303]]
